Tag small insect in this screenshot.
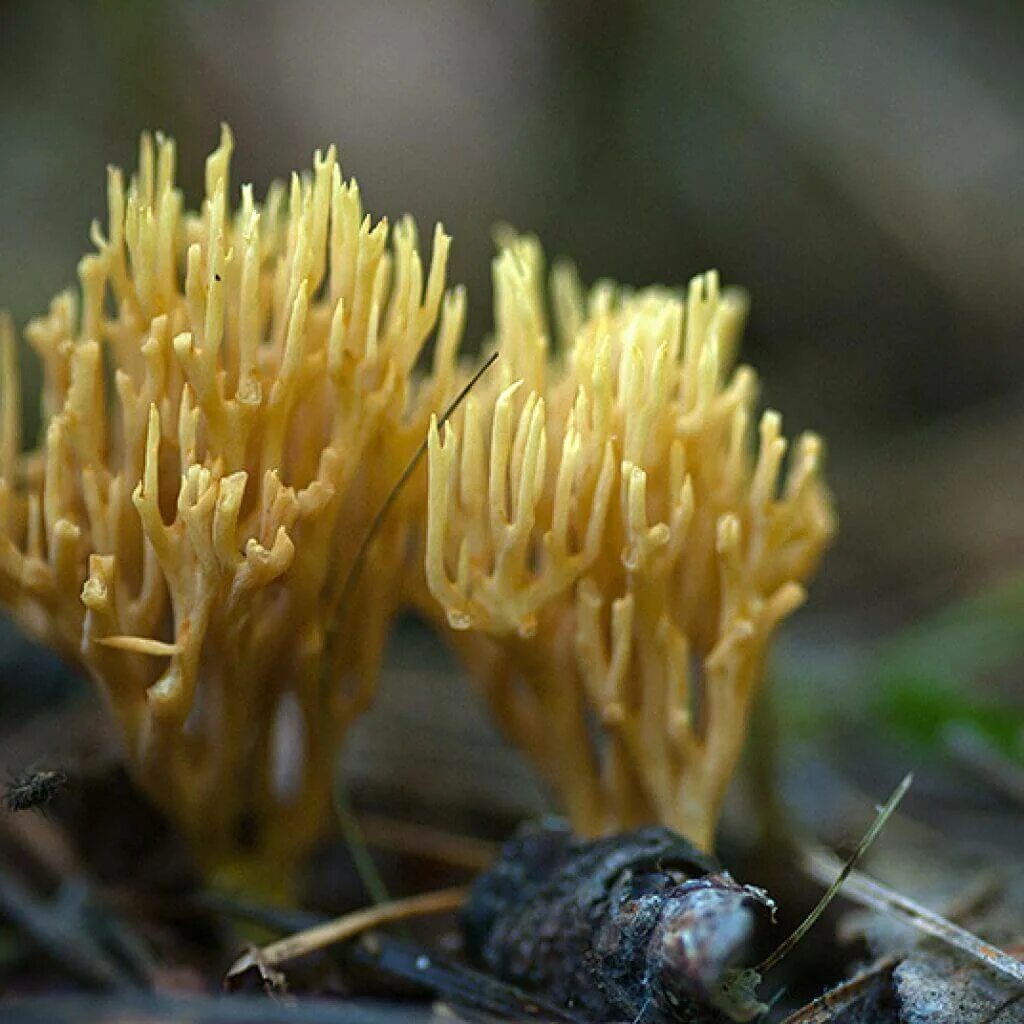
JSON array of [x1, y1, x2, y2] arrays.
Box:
[[3, 768, 69, 813]]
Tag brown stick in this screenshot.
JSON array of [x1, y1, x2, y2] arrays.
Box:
[[803, 847, 1024, 988], [356, 813, 499, 871], [781, 957, 899, 1024], [228, 886, 468, 974], [944, 722, 1024, 807]]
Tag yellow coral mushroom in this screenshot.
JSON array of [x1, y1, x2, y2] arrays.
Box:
[[425, 234, 833, 850], [0, 127, 464, 890]]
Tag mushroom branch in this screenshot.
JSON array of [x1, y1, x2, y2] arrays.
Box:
[[0, 127, 465, 889], [424, 235, 834, 850]]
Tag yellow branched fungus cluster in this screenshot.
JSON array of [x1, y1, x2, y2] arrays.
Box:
[[0, 128, 463, 887], [425, 236, 833, 849], [0, 128, 832, 886]]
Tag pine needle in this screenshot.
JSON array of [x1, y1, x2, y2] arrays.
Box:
[[228, 886, 468, 974], [758, 772, 913, 974], [802, 847, 1024, 988], [328, 350, 499, 634]]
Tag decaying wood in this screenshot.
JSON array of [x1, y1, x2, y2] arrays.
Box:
[[462, 819, 774, 1023]]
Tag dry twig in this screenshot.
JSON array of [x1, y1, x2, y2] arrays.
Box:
[[944, 723, 1024, 808], [802, 847, 1024, 988], [356, 814, 499, 872], [780, 956, 899, 1024], [226, 885, 467, 979]]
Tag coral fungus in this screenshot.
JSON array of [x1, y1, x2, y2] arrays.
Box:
[[0, 128, 464, 888], [0, 123, 832, 883], [425, 234, 833, 850]]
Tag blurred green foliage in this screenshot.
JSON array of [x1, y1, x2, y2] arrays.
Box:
[[874, 574, 1024, 759]]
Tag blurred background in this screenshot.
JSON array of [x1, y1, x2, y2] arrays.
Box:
[[3, 0, 1024, 614], [0, 1, 1021, 841]]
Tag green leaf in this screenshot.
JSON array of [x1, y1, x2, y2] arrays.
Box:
[[872, 572, 1024, 758]]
